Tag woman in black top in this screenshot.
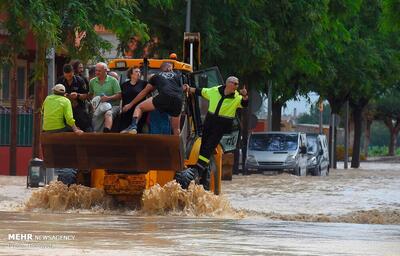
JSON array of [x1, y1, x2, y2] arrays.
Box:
[[120, 67, 147, 132]]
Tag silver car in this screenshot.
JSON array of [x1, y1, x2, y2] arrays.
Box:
[[306, 133, 330, 176], [246, 132, 308, 176]]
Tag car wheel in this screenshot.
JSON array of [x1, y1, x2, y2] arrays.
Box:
[[313, 166, 322, 176], [294, 166, 301, 176]]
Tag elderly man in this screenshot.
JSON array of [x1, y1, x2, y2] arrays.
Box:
[[89, 62, 121, 132], [175, 76, 248, 189]]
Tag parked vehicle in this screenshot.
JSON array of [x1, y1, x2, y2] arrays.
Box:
[[246, 132, 308, 176], [306, 133, 329, 176]]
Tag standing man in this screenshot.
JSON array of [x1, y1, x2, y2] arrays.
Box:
[[175, 76, 248, 189], [57, 64, 91, 131], [121, 62, 183, 135], [89, 62, 121, 132]]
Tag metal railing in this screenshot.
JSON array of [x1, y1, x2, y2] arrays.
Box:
[[0, 107, 33, 146]]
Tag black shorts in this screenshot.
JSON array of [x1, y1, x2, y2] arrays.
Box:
[[152, 93, 182, 117]]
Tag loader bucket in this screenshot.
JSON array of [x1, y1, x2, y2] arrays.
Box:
[[41, 133, 184, 173]]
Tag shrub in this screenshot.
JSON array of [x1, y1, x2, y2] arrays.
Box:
[[336, 145, 366, 161]]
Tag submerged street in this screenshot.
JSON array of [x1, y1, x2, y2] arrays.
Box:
[[0, 162, 399, 255]]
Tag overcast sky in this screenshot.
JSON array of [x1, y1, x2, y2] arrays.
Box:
[[282, 93, 320, 116]]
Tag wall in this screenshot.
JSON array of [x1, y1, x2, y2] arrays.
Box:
[[0, 146, 32, 176]]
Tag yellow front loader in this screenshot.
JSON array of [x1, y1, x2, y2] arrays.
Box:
[[40, 57, 236, 204]]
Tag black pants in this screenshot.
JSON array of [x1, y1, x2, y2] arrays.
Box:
[[73, 106, 92, 132], [198, 113, 233, 166]]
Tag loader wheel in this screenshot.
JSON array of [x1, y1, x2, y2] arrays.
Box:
[[57, 168, 77, 186]]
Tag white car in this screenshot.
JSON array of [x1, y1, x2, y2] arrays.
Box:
[[245, 132, 308, 176]]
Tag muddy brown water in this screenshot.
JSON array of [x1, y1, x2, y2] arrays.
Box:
[[0, 162, 399, 255]]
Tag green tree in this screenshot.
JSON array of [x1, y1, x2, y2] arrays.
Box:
[[1, 0, 148, 157], [137, 0, 329, 132], [381, 0, 400, 32], [375, 88, 400, 155], [259, 1, 328, 131], [307, 0, 362, 167], [297, 102, 331, 125], [348, 0, 400, 167]]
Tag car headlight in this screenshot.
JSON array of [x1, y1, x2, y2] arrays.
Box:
[[310, 156, 317, 165], [286, 154, 296, 163], [247, 155, 257, 164]]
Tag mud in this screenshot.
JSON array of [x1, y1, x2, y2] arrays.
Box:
[[249, 209, 400, 224], [141, 180, 240, 217], [24, 181, 109, 211], [23, 180, 241, 218]]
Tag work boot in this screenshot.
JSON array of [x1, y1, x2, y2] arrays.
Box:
[[200, 166, 211, 191], [175, 162, 207, 189], [174, 167, 199, 189]]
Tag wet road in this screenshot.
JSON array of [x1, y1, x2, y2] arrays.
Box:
[[0, 162, 399, 255]]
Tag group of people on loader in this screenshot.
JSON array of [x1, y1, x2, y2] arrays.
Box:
[[42, 60, 248, 189]]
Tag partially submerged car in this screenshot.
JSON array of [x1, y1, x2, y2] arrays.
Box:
[[246, 132, 308, 176], [306, 133, 329, 176]]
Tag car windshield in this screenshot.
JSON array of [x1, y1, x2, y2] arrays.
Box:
[[249, 134, 298, 151], [307, 136, 318, 153]]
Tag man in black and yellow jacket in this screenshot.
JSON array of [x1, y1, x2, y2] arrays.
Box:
[[176, 76, 248, 189]]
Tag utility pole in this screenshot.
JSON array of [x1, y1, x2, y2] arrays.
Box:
[[47, 48, 55, 94], [318, 98, 323, 134], [344, 101, 349, 169], [10, 54, 17, 176], [185, 0, 191, 33], [267, 81, 272, 131], [331, 113, 335, 168], [185, 0, 193, 67]]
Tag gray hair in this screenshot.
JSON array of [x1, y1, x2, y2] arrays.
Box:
[[226, 76, 239, 84], [96, 62, 108, 71]]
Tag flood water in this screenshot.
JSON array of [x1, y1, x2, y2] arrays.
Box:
[[0, 162, 399, 255]]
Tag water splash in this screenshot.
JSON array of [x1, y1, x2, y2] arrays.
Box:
[[23, 180, 243, 218], [24, 181, 109, 211], [141, 180, 242, 217]]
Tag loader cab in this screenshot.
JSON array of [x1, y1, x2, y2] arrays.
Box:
[[108, 58, 192, 86]]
